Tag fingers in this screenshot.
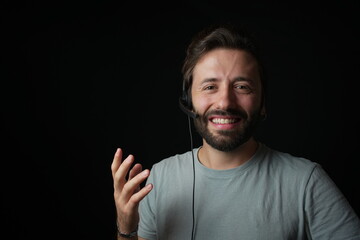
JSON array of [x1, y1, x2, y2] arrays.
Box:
[[127, 183, 153, 209], [111, 148, 151, 199], [111, 148, 123, 179], [129, 164, 143, 193], [113, 154, 134, 189], [121, 169, 150, 200], [129, 163, 142, 180]]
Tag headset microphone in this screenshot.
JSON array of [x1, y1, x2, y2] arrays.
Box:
[[179, 98, 199, 119]]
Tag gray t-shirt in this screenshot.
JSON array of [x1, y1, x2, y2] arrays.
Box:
[[139, 143, 360, 239]]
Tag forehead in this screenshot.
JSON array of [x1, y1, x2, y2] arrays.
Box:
[[193, 48, 260, 82]]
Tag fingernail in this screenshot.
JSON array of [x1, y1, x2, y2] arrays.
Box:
[[115, 148, 120, 154], [125, 155, 133, 163], [142, 170, 150, 176]]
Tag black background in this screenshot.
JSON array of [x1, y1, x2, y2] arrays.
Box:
[[2, 1, 360, 239]]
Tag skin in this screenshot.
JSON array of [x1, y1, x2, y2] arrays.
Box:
[[111, 48, 264, 240]]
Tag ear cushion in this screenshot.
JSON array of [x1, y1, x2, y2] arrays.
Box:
[[181, 90, 188, 107], [181, 80, 192, 109]]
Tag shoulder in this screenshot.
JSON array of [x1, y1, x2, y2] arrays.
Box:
[[146, 149, 196, 188], [258, 144, 333, 195], [260, 144, 320, 177], [150, 149, 195, 174]]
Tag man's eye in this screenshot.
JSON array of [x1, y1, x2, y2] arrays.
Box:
[[235, 85, 252, 93], [204, 85, 215, 90], [235, 85, 247, 89]]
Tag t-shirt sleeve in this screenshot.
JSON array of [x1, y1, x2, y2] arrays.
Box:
[[304, 164, 360, 239], [138, 166, 157, 240]]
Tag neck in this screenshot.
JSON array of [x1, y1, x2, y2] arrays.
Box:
[[198, 138, 259, 170]]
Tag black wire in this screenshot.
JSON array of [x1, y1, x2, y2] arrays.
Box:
[[187, 115, 196, 240]]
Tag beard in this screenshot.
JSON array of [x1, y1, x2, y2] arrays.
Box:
[[193, 108, 262, 152]]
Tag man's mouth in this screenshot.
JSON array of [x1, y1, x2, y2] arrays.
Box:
[[209, 117, 241, 125]]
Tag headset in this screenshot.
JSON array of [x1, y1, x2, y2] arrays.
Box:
[[178, 80, 197, 240], [179, 80, 199, 119]]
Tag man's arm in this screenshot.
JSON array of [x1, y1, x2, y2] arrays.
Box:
[[111, 148, 153, 240], [305, 165, 360, 238]]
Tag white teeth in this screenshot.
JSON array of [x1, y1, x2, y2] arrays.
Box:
[[211, 118, 237, 124]]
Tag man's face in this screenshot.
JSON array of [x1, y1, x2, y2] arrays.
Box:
[[191, 48, 264, 152]]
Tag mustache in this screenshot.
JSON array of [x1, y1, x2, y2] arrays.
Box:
[[203, 109, 247, 119]]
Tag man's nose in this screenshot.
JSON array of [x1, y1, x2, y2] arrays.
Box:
[[215, 87, 236, 110]]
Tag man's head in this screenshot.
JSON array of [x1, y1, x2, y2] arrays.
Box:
[[181, 24, 266, 152]]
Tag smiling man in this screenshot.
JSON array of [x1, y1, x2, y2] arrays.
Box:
[[111, 24, 360, 240], [191, 48, 263, 169]]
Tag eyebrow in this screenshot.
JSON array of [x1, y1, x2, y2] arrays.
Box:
[[200, 77, 253, 85], [234, 77, 253, 83], [200, 78, 218, 85]]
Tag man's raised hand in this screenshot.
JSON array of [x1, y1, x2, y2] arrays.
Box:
[[111, 148, 153, 234]]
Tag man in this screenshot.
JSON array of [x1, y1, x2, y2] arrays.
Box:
[[111, 24, 360, 239]]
